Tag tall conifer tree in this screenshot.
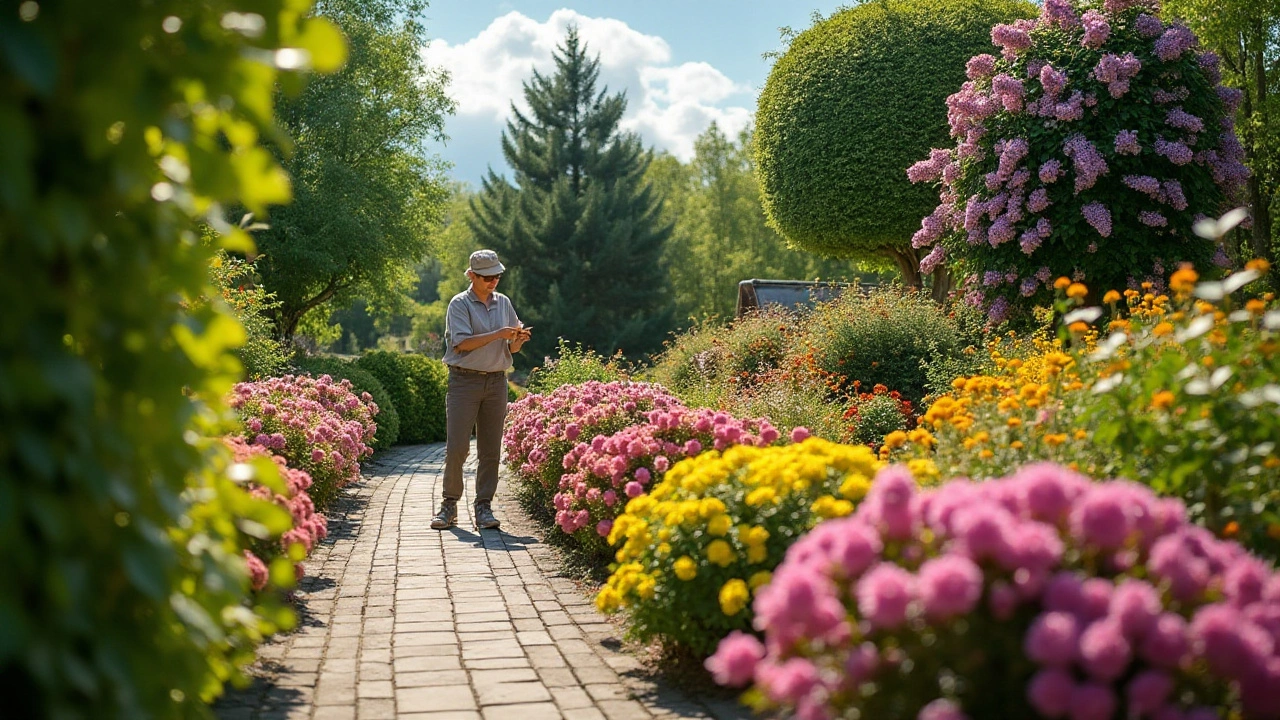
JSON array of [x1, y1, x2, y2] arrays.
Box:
[[470, 28, 673, 365]]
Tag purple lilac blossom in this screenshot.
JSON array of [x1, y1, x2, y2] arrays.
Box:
[[1155, 25, 1196, 62], [1041, 0, 1078, 28], [1080, 10, 1111, 48], [1039, 159, 1064, 183], [1166, 107, 1205, 133], [1155, 138, 1193, 165], [1123, 175, 1161, 196], [1135, 13, 1163, 37], [1027, 187, 1051, 213], [1063, 134, 1108, 193], [1081, 202, 1112, 237], [991, 22, 1032, 60], [987, 296, 1011, 324], [1114, 130, 1141, 155], [966, 54, 997, 80], [1139, 211, 1168, 227]]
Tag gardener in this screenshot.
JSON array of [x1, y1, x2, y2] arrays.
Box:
[[432, 249, 530, 531]]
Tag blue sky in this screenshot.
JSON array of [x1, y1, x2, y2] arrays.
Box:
[[421, 1, 849, 185]]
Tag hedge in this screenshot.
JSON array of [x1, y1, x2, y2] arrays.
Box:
[[356, 351, 448, 445]]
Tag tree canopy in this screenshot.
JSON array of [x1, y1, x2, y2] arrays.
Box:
[[754, 0, 1037, 289], [470, 27, 673, 365], [254, 0, 455, 340]]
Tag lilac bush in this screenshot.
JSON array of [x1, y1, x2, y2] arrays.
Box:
[[907, 0, 1248, 321], [708, 462, 1280, 719], [554, 407, 782, 557], [229, 374, 377, 509]]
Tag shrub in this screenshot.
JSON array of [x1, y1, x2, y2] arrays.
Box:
[[800, 285, 970, 405], [293, 354, 400, 449], [649, 309, 795, 393], [754, 0, 1036, 281], [843, 384, 916, 447], [708, 463, 1280, 720], [356, 350, 448, 444], [554, 407, 782, 566], [0, 0, 340, 713], [208, 251, 293, 380], [229, 374, 377, 510], [503, 381, 685, 524], [597, 435, 882, 657], [908, 0, 1249, 322], [1080, 260, 1280, 556], [526, 339, 629, 394], [222, 437, 328, 588]]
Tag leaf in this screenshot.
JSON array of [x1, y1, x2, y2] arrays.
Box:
[[0, 15, 57, 96], [294, 17, 348, 74]]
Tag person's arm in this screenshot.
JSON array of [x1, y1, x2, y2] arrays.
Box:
[[455, 327, 522, 352]]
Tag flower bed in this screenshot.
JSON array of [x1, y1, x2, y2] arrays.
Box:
[[709, 462, 1280, 719], [229, 373, 378, 510], [555, 407, 782, 562], [223, 436, 328, 590], [597, 434, 882, 657]]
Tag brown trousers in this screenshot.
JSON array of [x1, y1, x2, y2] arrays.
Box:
[[442, 369, 508, 504]]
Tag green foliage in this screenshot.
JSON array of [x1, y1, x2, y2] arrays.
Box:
[[526, 339, 629, 394], [257, 0, 455, 341], [207, 251, 293, 380], [1164, 0, 1280, 281], [0, 0, 341, 714], [292, 355, 401, 449], [470, 28, 674, 366], [914, 0, 1246, 321], [355, 351, 448, 444], [806, 286, 971, 405], [1081, 265, 1280, 557], [754, 0, 1036, 278], [647, 124, 864, 322]]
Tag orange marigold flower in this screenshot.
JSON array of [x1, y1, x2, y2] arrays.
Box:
[[1073, 429, 1088, 440], [1152, 322, 1174, 337], [1102, 290, 1121, 304], [1044, 433, 1068, 446], [1246, 258, 1272, 273], [1010, 440, 1024, 450], [1054, 277, 1072, 290], [1169, 265, 1198, 294], [979, 449, 995, 459], [1246, 298, 1266, 315], [1150, 390, 1175, 410], [1222, 521, 1240, 538], [1068, 321, 1089, 334], [1067, 283, 1088, 299]]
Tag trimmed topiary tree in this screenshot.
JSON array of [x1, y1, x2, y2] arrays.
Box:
[[755, 0, 1037, 293], [907, 0, 1249, 321], [355, 351, 448, 445]]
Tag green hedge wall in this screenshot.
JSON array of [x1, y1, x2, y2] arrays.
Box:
[[356, 351, 448, 445], [292, 355, 401, 450], [754, 0, 1036, 257]]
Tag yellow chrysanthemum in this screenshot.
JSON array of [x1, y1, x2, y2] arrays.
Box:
[[673, 556, 697, 581], [718, 579, 750, 616]]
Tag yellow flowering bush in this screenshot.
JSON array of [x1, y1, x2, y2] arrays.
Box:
[[596, 437, 881, 657], [882, 331, 1118, 479]]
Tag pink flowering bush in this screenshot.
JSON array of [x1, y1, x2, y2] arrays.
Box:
[[554, 407, 783, 562], [502, 381, 685, 522], [229, 373, 377, 510], [223, 436, 328, 590], [908, 0, 1248, 322], [709, 462, 1280, 720]]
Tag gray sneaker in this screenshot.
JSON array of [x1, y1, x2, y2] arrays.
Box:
[[430, 499, 457, 530], [474, 501, 501, 530]]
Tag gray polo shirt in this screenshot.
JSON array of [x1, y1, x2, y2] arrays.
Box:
[[442, 287, 520, 372]]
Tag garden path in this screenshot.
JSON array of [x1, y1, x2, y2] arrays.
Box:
[[216, 444, 748, 720]]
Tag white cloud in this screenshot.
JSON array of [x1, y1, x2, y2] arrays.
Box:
[[422, 9, 753, 162]]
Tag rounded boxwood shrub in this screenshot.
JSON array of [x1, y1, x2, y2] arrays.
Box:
[[293, 354, 400, 450], [907, 0, 1249, 321], [356, 351, 448, 445], [755, 0, 1036, 281]]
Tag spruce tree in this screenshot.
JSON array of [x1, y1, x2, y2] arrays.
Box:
[[470, 27, 674, 366]]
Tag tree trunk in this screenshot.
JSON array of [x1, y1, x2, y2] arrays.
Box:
[[884, 246, 922, 288], [930, 265, 954, 303], [1247, 29, 1275, 270]]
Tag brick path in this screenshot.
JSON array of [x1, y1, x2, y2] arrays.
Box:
[[216, 444, 748, 720]]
